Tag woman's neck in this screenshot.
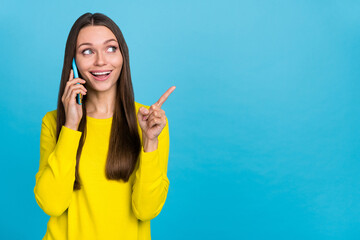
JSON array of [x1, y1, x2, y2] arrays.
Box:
[[86, 87, 116, 118]]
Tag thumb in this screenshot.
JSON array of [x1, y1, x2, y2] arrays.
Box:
[[139, 107, 149, 115], [138, 107, 149, 121]]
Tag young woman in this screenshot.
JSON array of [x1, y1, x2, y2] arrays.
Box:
[[34, 12, 175, 240]]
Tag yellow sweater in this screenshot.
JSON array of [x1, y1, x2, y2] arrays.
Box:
[[34, 102, 170, 240]]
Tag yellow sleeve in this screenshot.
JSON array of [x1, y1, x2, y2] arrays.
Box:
[[131, 117, 170, 221], [33, 112, 82, 217]]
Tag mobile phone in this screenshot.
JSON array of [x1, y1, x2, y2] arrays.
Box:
[[72, 58, 82, 105]]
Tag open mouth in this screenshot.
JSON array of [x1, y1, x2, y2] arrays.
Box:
[[90, 70, 112, 81]]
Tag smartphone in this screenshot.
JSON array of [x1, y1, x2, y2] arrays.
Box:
[[72, 58, 82, 105]]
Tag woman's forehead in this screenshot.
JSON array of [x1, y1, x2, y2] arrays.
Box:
[[77, 25, 117, 47]]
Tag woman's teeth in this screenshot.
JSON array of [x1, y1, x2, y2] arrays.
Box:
[[92, 71, 111, 76]]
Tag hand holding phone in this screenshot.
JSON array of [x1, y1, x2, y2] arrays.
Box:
[[62, 59, 87, 130]]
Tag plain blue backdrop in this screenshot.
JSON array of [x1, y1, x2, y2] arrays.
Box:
[[0, 0, 359, 239]]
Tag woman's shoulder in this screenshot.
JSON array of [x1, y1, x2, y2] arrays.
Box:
[[42, 109, 57, 128]]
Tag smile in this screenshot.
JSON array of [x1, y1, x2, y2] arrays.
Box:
[[90, 70, 112, 81]]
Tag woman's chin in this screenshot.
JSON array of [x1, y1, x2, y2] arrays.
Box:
[[88, 84, 117, 94]]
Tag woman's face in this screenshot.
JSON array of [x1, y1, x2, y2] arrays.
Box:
[[75, 25, 123, 93]]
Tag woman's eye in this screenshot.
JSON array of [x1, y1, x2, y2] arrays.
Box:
[[82, 49, 93, 55], [107, 46, 117, 53]]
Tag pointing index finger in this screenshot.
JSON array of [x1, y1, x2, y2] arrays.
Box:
[[156, 86, 176, 107]]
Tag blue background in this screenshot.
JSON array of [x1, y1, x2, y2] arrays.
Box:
[[0, 0, 359, 239]]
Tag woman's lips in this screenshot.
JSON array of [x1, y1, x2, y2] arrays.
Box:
[[90, 70, 112, 81]]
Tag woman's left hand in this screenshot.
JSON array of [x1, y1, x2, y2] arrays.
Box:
[[137, 86, 176, 143]]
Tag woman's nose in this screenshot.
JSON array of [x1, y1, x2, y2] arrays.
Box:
[[94, 52, 106, 66]]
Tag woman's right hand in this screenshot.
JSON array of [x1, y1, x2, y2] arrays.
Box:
[[62, 69, 87, 131]]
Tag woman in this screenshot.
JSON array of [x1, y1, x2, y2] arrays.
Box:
[[34, 12, 175, 240]]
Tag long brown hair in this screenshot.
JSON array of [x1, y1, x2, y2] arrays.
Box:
[[56, 13, 141, 190]]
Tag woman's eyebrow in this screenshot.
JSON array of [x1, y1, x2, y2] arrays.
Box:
[[77, 39, 118, 48]]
